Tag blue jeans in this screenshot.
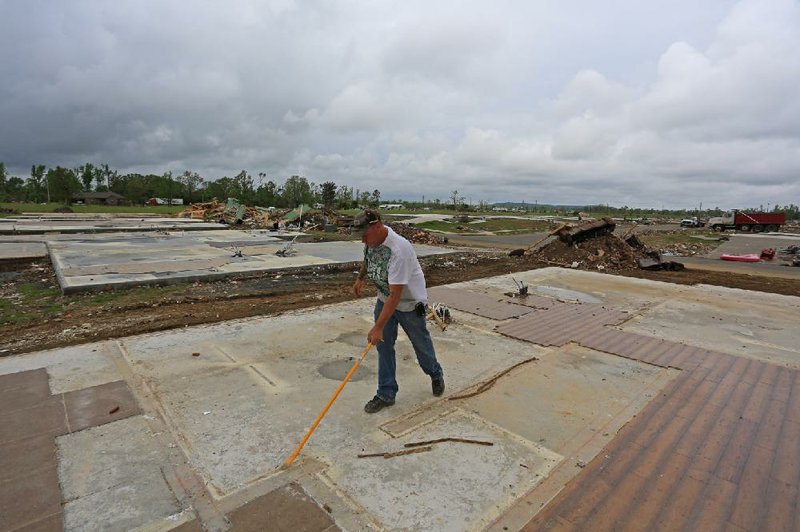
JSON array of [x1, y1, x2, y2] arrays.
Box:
[[374, 299, 443, 402]]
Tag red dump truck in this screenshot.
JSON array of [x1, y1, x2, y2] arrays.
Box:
[[707, 210, 786, 232]]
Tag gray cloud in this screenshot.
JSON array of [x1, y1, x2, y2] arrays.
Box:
[[1, 0, 798, 209]]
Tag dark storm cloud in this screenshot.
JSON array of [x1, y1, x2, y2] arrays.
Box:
[[1, 0, 797, 208]]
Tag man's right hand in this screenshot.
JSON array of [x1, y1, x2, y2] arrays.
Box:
[[352, 277, 364, 297]]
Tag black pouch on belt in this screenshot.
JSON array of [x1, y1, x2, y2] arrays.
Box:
[[414, 302, 426, 317]]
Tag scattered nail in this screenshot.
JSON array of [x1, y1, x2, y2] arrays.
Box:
[[109, 406, 120, 414], [192, 352, 200, 357]]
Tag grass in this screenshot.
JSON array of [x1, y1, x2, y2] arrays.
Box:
[[0, 283, 62, 325], [0, 300, 26, 324], [416, 217, 553, 234], [16, 283, 61, 301], [1, 274, 191, 328], [0, 202, 185, 216]]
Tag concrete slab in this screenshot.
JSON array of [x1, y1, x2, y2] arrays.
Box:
[[0, 242, 47, 261], [45, 230, 451, 293], [0, 215, 226, 234], [1, 268, 798, 530], [58, 417, 184, 531]]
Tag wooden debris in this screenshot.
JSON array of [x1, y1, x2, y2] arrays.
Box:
[[357, 446, 434, 459], [404, 438, 494, 448]]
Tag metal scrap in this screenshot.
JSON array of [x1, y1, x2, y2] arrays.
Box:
[[275, 234, 300, 257]]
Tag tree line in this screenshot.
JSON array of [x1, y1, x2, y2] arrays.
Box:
[[2, 161, 797, 219], [0, 162, 384, 209]]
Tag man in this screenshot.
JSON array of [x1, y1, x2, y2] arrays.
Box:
[[351, 209, 445, 413]]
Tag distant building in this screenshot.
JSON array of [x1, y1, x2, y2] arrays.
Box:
[[73, 191, 127, 206], [146, 198, 184, 206], [379, 204, 403, 210]]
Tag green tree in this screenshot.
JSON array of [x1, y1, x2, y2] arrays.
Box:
[[282, 175, 314, 207], [46, 167, 81, 204], [335, 185, 354, 209], [26, 165, 47, 203], [205, 177, 235, 201], [98, 164, 116, 192], [255, 180, 279, 207], [125, 175, 147, 204], [371, 189, 381, 207], [0, 162, 7, 201], [162, 171, 176, 204], [78, 163, 98, 192], [178, 170, 204, 203], [232, 170, 255, 204], [449, 190, 464, 211], [5, 176, 25, 201], [321, 181, 337, 208]]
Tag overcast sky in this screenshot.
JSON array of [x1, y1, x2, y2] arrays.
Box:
[[1, 0, 799, 209]]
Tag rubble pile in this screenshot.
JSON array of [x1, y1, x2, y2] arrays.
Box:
[[387, 223, 449, 245], [176, 199, 249, 224], [177, 200, 315, 229], [778, 245, 800, 267], [536, 233, 648, 272]]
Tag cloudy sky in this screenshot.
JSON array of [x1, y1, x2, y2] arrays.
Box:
[[1, 0, 799, 209]]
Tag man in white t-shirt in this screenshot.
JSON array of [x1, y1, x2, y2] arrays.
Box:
[[351, 209, 445, 413]]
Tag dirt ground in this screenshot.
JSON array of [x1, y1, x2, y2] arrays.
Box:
[[3, 242, 800, 357]]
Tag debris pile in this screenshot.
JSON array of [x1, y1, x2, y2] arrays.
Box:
[[512, 217, 688, 272], [386, 223, 449, 245], [177, 200, 330, 229], [176, 199, 249, 225], [536, 232, 647, 271]]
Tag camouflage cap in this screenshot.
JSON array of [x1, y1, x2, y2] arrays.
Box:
[[351, 209, 382, 234]]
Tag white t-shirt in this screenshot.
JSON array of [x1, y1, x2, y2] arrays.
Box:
[[364, 227, 428, 312]]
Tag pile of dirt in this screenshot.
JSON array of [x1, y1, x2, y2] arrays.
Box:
[[53, 206, 74, 213], [536, 233, 647, 271], [387, 222, 449, 245]]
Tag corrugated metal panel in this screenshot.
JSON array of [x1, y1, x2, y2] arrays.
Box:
[[427, 286, 533, 320]]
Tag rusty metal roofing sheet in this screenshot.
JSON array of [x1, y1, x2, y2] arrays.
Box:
[[524, 355, 800, 531], [427, 286, 533, 320], [494, 303, 628, 346]]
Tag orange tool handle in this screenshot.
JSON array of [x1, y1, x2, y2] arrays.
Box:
[[284, 342, 374, 467]]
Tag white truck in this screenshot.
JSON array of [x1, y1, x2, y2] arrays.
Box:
[[680, 217, 704, 228]]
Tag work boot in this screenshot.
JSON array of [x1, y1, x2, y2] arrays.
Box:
[[364, 395, 394, 414], [432, 375, 445, 397]]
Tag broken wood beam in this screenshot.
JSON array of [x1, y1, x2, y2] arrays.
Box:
[[403, 437, 494, 448], [357, 446, 434, 459]]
